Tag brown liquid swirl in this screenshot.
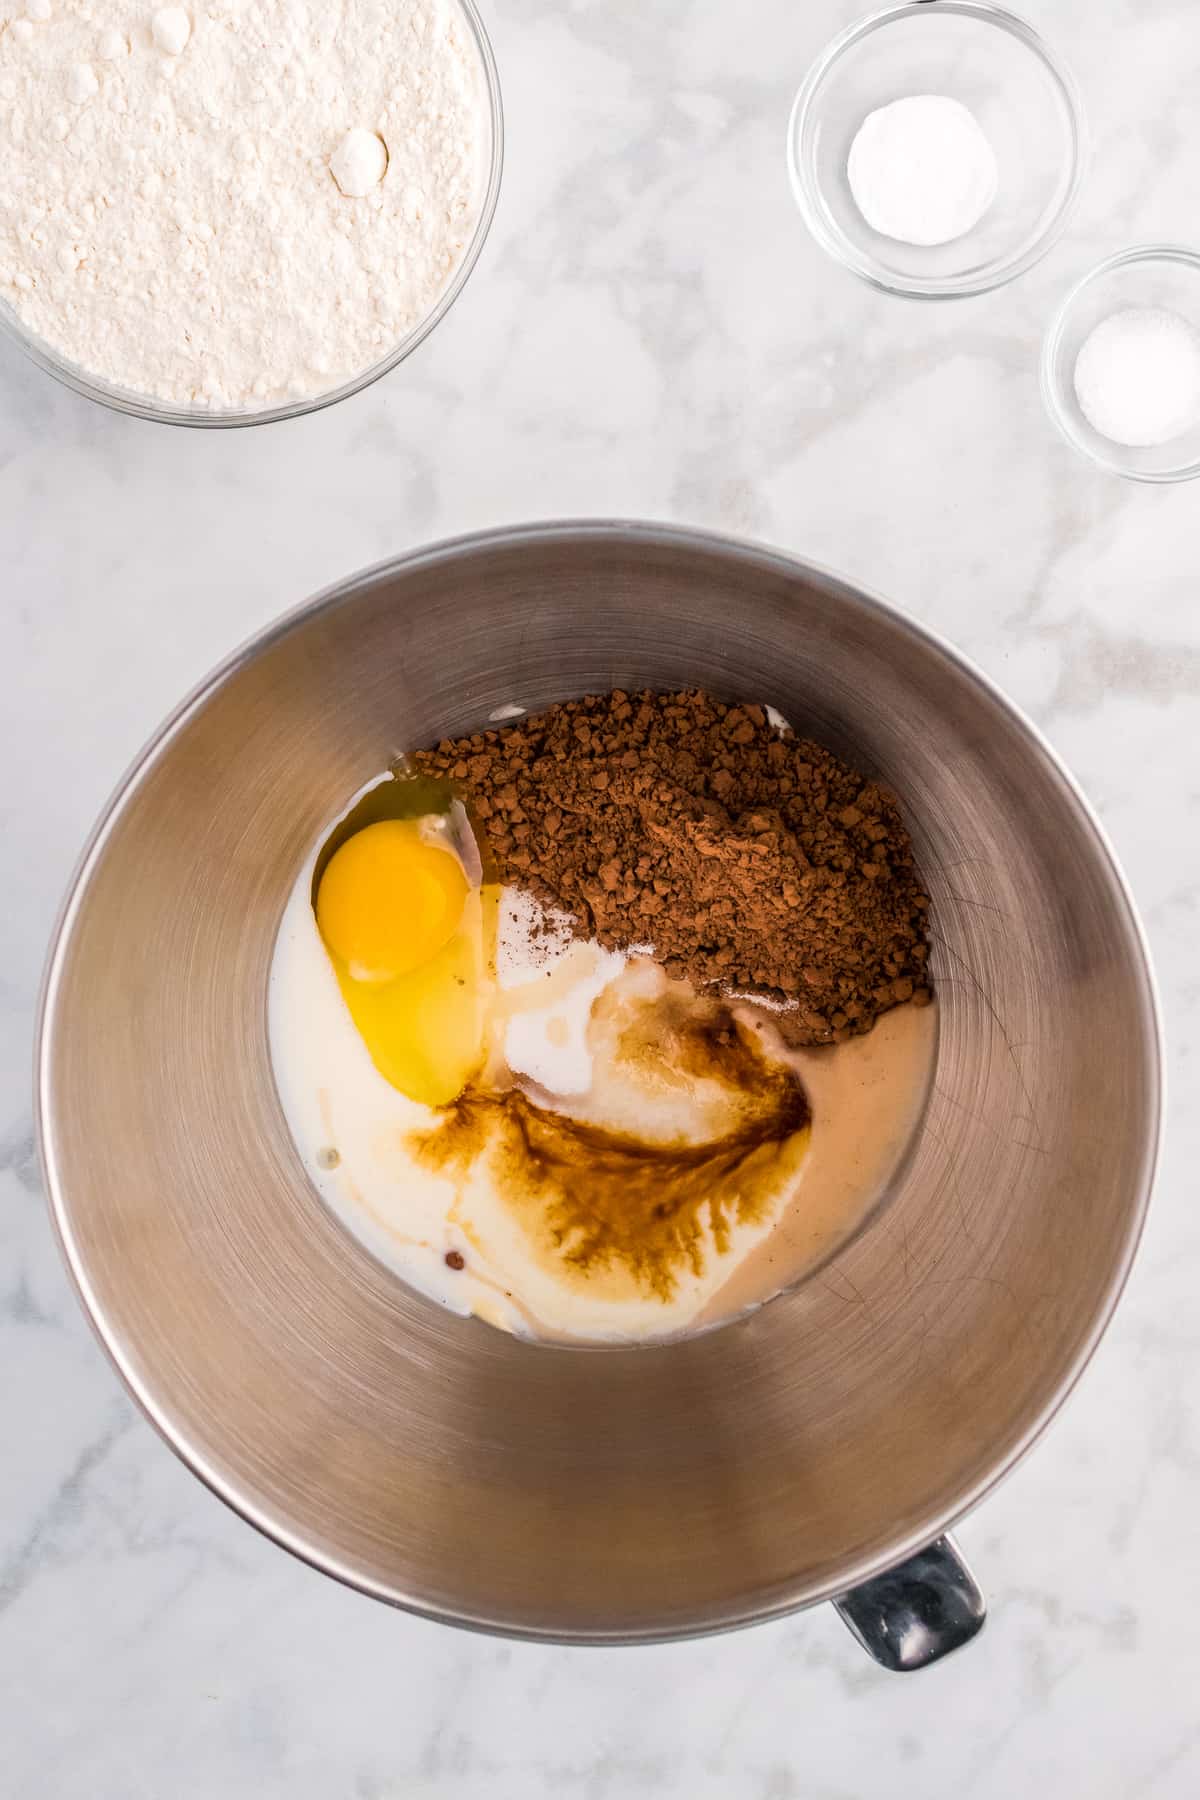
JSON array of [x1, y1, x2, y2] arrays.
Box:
[[411, 993, 811, 1302]]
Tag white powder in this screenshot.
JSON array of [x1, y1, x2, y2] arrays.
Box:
[[1073, 307, 1200, 449], [330, 126, 388, 199], [847, 94, 998, 248], [151, 6, 190, 55], [495, 885, 638, 1097], [0, 0, 488, 408], [496, 887, 577, 990]]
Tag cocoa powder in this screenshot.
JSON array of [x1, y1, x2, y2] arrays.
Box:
[[412, 689, 932, 1045]]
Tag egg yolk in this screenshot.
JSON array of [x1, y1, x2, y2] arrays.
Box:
[[314, 817, 487, 1109], [316, 820, 467, 981]]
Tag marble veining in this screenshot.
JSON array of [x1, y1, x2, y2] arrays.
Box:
[[2, 0, 1198, 1793]]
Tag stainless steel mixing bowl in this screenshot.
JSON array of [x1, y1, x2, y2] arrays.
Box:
[[37, 524, 1161, 1665]]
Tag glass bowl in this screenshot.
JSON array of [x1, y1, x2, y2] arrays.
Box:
[[0, 0, 502, 428], [787, 1, 1086, 300], [1041, 246, 1200, 483]]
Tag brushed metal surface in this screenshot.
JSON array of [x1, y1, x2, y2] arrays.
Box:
[[37, 523, 1161, 1642]]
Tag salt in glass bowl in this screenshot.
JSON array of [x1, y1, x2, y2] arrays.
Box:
[[1041, 246, 1200, 483], [0, 0, 503, 429], [787, 1, 1086, 300]]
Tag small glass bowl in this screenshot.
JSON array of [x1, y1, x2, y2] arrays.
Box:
[[0, 0, 502, 428], [1041, 247, 1200, 483], [787, 1, 1086, 300]]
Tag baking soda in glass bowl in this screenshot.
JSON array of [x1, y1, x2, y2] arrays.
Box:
[[846, 94, 999, 248], [788, 1, 1086, 299]]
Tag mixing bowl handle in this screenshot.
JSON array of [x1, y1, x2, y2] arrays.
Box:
[[833, 1534, 985, 1672]]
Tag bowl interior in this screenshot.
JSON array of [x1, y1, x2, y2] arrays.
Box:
[[38, 526, 1159, 1639], [1043, 249, 1200, 482], [790, 3, 1083, 297]]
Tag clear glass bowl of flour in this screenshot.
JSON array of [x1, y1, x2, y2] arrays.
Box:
[[787, 1, 1086, 300], [1042, 247, 1200, 483], [0, 0, 502, 428]]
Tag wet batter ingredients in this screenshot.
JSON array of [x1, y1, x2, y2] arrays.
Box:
[[269, 783, 937, 1343]]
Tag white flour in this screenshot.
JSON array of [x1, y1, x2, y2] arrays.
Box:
[[0, 0, 488, 408]]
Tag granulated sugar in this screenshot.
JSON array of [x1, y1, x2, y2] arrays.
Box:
[[0, 0, 488, 408]]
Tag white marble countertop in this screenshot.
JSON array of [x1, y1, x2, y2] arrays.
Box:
[[3, 0, 1198, 1793]]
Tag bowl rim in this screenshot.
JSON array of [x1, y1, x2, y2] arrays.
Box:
[[1041, 243, 1200, 482], [35, 520, 1164, 1643], [786, 0, 1089, 300], [0, 0, 504, 429]]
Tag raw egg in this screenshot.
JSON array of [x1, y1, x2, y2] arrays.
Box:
[[317, 820, 467, 980], [315, 817, 487, 1107]]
